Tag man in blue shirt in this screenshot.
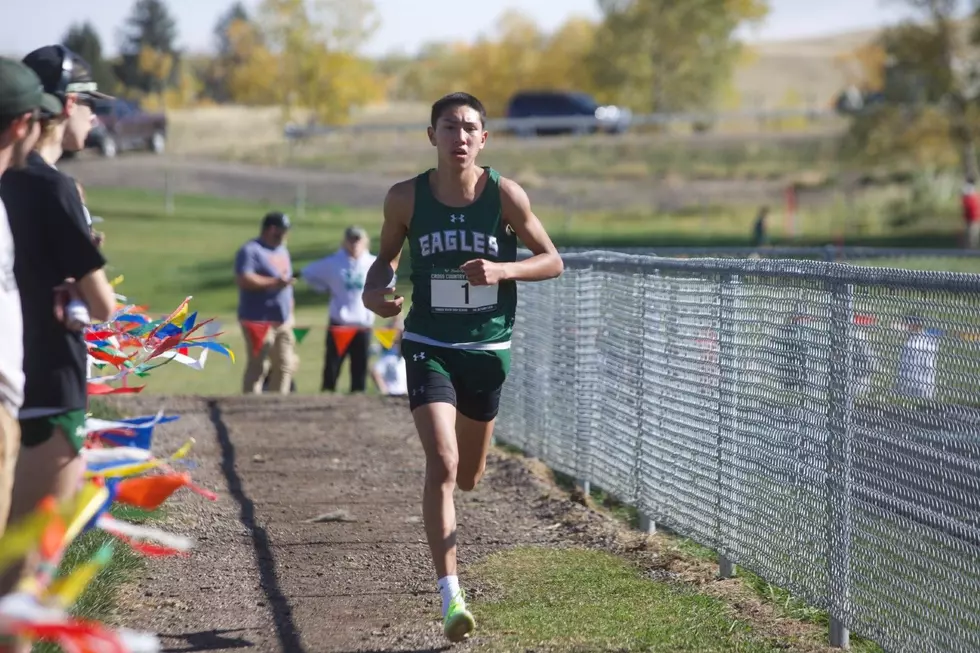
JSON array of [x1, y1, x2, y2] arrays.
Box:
[[234, 212, 297, 394]]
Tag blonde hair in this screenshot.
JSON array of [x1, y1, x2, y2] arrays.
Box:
[[36, 116, 66, 149]]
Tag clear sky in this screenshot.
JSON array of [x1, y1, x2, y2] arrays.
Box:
[[0, 0, 965, 59]]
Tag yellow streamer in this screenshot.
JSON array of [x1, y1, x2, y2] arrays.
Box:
[[373, 328, 399, 350], [84, 439, 196, 479], [0, 508, 56, 576], [46, 543, 114, 608]]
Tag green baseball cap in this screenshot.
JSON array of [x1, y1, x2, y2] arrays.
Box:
[[0, 56, 62, 118]]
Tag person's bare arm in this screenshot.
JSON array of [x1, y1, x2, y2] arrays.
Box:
[[363, 180, 413, 317], [371, 367, 388, 395], [460, 177, 563, 285], [235, 244, 290, 292], [237, 272, 288, 292], [75, 268, 116, 322]]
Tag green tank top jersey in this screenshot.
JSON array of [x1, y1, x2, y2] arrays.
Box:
[[402, 166, 518, 351]]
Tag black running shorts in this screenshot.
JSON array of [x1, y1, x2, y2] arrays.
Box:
[[400, 339, 510, 422]]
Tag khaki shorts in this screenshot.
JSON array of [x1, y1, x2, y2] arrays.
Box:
[[0, 405, 21, 538]]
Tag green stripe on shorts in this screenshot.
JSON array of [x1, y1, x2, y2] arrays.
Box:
[[20, 409, 88, 454]]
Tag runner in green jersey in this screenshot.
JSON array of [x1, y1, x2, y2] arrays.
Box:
[[362, 92, 563, 644]]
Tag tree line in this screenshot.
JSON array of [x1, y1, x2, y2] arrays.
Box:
[[835, 1, 980, 180], [59, 0, 771, 122], [56, 0, 980, 179]]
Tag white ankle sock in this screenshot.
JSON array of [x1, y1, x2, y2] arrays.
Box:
[[437, 575, 462, 617]]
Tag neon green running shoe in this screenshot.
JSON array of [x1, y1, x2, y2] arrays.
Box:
[[443, 591, 475, 643]]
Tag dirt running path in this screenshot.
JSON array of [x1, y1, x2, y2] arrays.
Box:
[[107, 394, 569, 653], [106, 394, 836, 653]]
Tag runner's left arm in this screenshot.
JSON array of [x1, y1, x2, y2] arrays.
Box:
[[497, 177, 564, 282]]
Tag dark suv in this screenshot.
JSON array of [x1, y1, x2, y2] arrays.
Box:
[[504, 90, 631, 136], [85, 98, 168, 158]]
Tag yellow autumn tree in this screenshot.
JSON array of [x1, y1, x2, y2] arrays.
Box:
[[395, 11, 599, 117], [531, 17, 599, 95], [448, 11, 545, 116], [589, 0, 770, 112], [253, 0, 384, 124], [225, 17, 280, 105], [164, 59, 204, 109], [137, 45, 173, 107], [835, 41, 888, 93], [394, 41, 471, 102]]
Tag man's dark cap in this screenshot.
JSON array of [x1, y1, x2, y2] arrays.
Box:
[[22, 45, 114, 115], [0, 57, 61, 117], [262, 211, 291, 230]]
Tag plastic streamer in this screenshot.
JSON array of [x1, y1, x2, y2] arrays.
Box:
[[86, 294, 235, 394], [0, 280, 232, 652], [240, 319, 403, 358]]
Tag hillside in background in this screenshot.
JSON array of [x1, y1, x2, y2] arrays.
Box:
[[735, 17, 975, 111], [734, 27, 881, 110]]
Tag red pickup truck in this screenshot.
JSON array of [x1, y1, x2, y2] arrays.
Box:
[[85, 98, 168, 158]]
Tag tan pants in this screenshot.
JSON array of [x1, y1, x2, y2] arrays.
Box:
[[241, 318, 299, 394], [0, 405, 19, 539]]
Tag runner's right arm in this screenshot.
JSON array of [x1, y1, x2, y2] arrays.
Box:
[[363, 181, 412, 317]]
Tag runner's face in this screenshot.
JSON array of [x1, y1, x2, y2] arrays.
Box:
[[429, 105, 486, 167]]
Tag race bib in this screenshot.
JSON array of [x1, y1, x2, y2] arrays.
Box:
[[430, 270, 498, 313]]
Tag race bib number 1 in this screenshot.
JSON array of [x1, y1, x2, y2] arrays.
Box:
[[430, 270, 498, 313]]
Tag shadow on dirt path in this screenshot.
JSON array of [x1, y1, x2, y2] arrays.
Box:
[[208, 399, 306, 653]]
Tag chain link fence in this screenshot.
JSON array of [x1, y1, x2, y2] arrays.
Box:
[[497, 250, 980, 653], [558, 245, 980, 262]]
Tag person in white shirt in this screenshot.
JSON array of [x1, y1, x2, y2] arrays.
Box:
[[894, 316, 939, 401], [371, 318, 408, 396], [302, 226, 378, 393], [0, 57, 49, 539]]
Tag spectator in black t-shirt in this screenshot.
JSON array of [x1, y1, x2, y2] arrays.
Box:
[[0, 45, 116, 611], [0, 57, 56, 547]]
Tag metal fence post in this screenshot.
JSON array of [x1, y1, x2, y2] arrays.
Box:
[[575, 268, 598, 498], [295, 182, 307, 220], [164, 168, 174, 215], [635, 272, 657, 534], [716, 272, 738, 578], [827, 279, 854, 649]]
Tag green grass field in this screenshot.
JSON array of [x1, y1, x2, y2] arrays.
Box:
[[470, 547, 782, 652]]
